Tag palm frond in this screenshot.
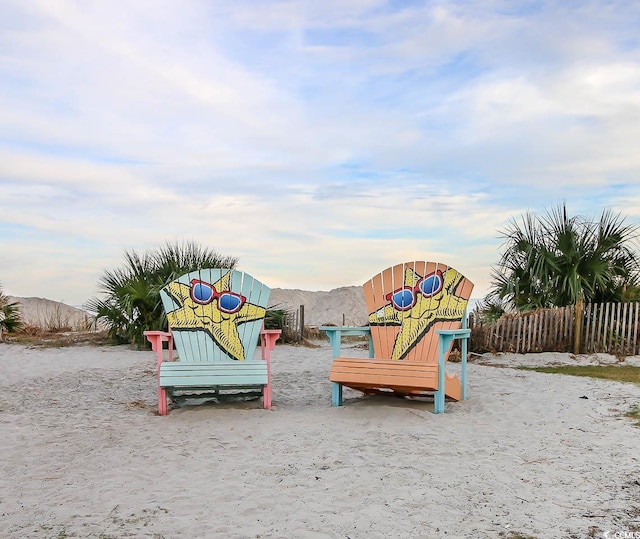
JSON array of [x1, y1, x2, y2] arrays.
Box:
[[86, 241, 238, 348], [486, 203, 640, 311]]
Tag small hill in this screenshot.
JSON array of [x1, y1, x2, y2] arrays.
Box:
[[9, 296, 96, 331], [268, 286, 367, 327]]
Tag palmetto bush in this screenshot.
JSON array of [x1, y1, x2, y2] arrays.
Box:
[[489, 203, 640, 311], [471, 297, 508, 325], [264, 306, 289, 331], [264, 305, 301, 343], [0, 282, 22, 342], [86, 241, 238, 349]]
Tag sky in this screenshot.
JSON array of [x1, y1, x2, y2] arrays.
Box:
[[2, 0, 640, 307]]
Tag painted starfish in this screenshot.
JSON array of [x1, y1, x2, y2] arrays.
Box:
[[163, 271, 266, 361], [368, 267, 469, 360]]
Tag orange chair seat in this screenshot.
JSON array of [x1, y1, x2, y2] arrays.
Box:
[[329, 357, 462, 401]]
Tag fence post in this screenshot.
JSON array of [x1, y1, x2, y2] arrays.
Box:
[[573, 299, 583, 355], [299, 304, 305, 341]]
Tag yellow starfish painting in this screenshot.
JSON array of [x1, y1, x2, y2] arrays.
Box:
[[163, 271, 266, 361], [368, 266, 470, 360]]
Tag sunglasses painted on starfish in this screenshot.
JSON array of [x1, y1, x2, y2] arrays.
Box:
[[190, 279, 247, 313], [385, 270, 444, 311]]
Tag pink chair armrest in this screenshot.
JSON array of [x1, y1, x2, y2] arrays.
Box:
[[260, 329, 281, 361], [144, 330, 174, 371]]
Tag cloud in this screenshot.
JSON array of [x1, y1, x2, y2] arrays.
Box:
[[1, 0, 640, 304]]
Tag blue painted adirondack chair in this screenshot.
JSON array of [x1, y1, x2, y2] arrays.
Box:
[[320, 261, 474, 414], [144, 269, 281, 415]]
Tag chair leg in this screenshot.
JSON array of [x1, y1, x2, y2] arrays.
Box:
[[434, 387, 445, 414], [331, 382, 343, 406], [158, 387, 168, 416], [263, 384, 272, 409]]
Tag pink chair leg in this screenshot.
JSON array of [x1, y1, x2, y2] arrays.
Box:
[[259, 329, 280, 409], [158, 387, 168, 415], [263, 384, 272, 409], [144, 330, 174, 416]]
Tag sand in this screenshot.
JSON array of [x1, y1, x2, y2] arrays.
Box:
[[1, 341, 639, 539]]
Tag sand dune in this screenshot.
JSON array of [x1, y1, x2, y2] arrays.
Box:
[[269, 286, 368, 327], [8, 296, 95, 331]]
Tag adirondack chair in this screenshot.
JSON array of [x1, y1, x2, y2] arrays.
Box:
[[320, 261, 474, 413], [144, 269, 281, 415]]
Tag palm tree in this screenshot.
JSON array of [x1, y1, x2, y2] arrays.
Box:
[[489, 203, 640, 310], [488, 203, 640, 353], [86, 241, 238, 349], [0, 283, 22, 342]]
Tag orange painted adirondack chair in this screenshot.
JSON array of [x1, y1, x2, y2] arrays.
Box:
[[144, 269, 281, 415], [320, 261, 474, 413]]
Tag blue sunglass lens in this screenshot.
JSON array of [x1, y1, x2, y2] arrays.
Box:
[[392, 289, 414, 309], [193, 283, 214, 303], [219, 293, 242, 312], [419, 274, 442, 297]]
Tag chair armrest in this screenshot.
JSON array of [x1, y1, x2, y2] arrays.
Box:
[[259, 329, 281, 361], [435, 329, 471, 339], [144, 330, 175, 370], [319, 326, 372, 359]]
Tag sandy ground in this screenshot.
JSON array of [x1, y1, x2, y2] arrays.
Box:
[[1, 341, 639, 539]]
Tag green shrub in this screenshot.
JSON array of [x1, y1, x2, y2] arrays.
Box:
[[0, 283, 22, 341], [86, 241, 237, 349]]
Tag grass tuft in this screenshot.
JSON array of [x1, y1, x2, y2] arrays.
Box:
[[6, 330, 112, 348], [626, 404, 640, 427], [519, 365, 640, 385]]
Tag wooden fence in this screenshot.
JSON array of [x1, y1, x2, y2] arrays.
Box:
[[469, 302, 640, 356], [279, 306, 303, 343], [582, 302, 640, 356]]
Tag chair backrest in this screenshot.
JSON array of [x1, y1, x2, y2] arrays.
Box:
[[364, 261, 474, 362], [160, 269, 271, 363]]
